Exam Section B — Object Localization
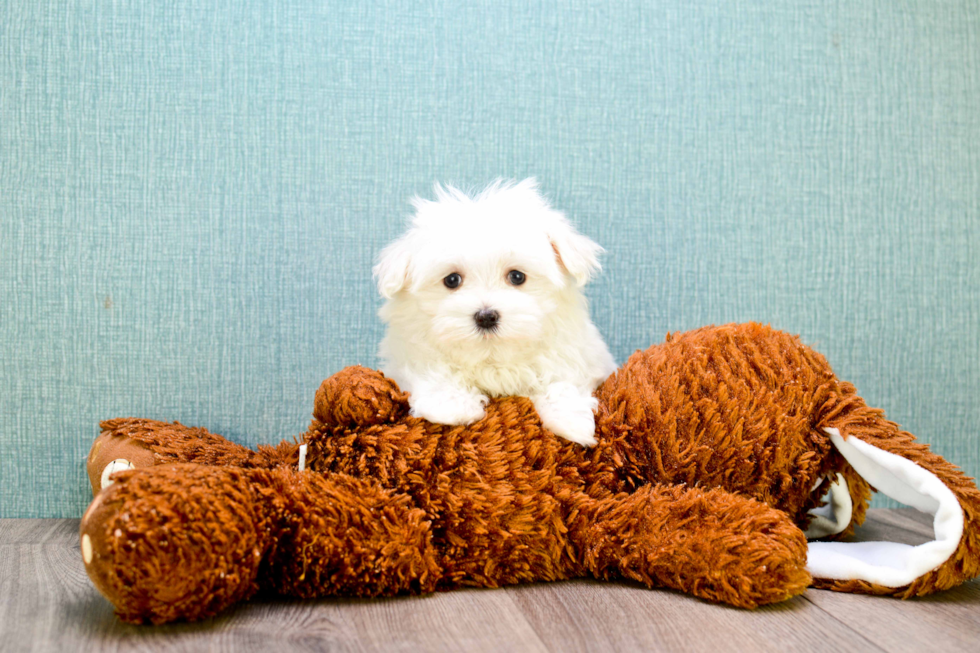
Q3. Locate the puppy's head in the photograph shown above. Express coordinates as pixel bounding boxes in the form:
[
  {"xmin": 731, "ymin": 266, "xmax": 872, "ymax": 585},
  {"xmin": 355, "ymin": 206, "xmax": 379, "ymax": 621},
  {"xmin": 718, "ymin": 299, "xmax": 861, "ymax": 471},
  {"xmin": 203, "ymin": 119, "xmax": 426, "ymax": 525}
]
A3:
[{"xmin": 375, "ymin": 179, "xmax": 602, "ymax": 352}]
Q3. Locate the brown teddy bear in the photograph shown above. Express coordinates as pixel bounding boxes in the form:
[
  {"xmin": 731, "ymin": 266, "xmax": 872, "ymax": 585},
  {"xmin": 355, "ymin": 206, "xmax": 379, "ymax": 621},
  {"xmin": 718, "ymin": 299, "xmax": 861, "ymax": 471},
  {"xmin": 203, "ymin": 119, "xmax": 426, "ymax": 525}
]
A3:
[{"xmin": 79, "ymin": 323, "xmax": 980, "ymax": 624}]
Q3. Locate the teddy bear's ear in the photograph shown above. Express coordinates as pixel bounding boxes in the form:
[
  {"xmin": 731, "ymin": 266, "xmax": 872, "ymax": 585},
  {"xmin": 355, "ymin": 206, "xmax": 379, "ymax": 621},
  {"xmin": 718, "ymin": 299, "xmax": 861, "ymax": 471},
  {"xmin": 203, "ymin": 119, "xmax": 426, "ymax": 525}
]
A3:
[
  {"xmin": 549, "ymin": 222, "xmax": 604, "ymax": 287},
  {"xmin": 806, "ymin": 424, "xmax": 980, "ymax": 596},
  {"xmin": 373, "ymin": 236, "xmax": 413, "ymax": 299}
]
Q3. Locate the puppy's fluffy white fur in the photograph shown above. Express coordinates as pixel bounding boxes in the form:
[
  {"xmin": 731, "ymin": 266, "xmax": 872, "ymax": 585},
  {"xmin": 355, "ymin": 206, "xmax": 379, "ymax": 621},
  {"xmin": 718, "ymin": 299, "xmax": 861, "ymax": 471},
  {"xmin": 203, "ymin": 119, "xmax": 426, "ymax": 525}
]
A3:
[{"xmin": 374, "ymin": 179, "xmax": 616, "ymax": 446}]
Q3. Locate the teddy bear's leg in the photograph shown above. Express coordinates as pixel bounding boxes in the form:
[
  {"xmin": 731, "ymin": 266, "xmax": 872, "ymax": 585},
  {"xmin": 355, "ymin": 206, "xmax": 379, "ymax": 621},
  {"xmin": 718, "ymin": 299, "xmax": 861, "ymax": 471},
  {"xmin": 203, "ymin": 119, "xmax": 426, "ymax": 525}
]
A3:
[
  {"xmin": 79, "ymin": 463, "xmax": 439, "ymax": 624},
  {"xmin": 80, "ymin": 463, "xmax": 273, "ymax": 624},
  {"xmin": 581, "ymin": 483, "xmax": 811, "ymax": 608},
  {"xmin": 808, "ymin": 390, "xmax": 980, "ymax": 597},
  {"xmin": 88, "ymin": 418, "xmax": 299, "ymax": 496},
  {"xmin": 259, "ymin": 467, "xmax": 440, "ymax": 600},
  {"xmin": 87, "ymin": 424, "xmax": 156, "ymax": 495}
]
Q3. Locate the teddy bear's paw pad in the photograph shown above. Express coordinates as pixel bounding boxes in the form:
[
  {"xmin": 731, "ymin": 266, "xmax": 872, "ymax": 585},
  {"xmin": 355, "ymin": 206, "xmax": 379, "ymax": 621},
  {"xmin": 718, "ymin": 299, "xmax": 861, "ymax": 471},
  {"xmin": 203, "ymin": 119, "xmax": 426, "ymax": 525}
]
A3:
[
  {"xmin": 99, "ymin": 459, "xmax": 134, "ymax": 490},
  {"xmin": 807, "ymin": 428, "xmax": 964, "ymax": 587}
]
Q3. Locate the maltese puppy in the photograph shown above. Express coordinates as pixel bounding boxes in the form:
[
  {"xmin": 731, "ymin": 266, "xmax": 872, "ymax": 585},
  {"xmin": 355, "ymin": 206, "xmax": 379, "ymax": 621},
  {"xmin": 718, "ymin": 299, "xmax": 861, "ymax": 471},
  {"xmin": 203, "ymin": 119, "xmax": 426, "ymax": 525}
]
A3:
[{"xmin": 374, "ymin": 179, "xmax": 616, "ymax": 446}]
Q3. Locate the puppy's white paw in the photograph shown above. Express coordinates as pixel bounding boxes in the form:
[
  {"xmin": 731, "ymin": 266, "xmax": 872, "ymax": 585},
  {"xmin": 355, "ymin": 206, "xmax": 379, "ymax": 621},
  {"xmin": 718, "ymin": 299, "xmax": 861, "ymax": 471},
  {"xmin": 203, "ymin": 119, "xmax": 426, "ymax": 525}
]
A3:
[
  {"xmin": 409, "ymin": 388, "xmax": 488, "ymax": 425},
  {"xmin": 533, "ymin": 383, "xmax": 599, "ymax": 447}
]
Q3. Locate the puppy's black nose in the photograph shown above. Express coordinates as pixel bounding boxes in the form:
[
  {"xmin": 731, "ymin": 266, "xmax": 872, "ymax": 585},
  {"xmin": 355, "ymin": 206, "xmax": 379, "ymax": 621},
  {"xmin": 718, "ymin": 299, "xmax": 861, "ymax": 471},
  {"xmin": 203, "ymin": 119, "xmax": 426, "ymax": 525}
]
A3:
[{"xmin": 474, "ymin": 308, "xmax": 500, "ymax": 330}]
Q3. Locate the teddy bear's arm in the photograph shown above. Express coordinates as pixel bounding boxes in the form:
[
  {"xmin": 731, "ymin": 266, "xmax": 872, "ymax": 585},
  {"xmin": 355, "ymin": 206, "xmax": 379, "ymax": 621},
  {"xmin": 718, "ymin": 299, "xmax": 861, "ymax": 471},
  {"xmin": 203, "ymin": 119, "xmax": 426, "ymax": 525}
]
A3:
[
  {"xmin": 581, "ymin": 483, "xmax": 811, "ymax": 608},
  {"xmin": 80, "ymin": 463, "xmax": 441, "ymax": 624},
  {"xmin": 313, "ymin": 365, "xmax": 410, "ymax": 429}
]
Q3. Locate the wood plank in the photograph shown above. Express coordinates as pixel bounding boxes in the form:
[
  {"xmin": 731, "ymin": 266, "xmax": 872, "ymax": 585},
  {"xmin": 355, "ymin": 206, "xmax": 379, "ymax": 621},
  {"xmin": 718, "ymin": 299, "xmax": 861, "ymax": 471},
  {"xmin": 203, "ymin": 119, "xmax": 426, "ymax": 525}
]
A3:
[
  {"xmin": 0, "ymin": 533, "xmax": 126, "ymax": 652},
  {"xmin": 509, "ymin": 579, "xmax": 882, "ymax": 653},
  {"xmin": 803, "ymin": 582, "xmax": 980, "ymax": 653},
  {"xmin": 203, "ymin": 590, "xmax": 550, "ymax": 653},
  {"xmin": 0, "ymin": 518, "xmax": 80, "ymax": 544},
  {"xmin": 856, "ymin": 508, "xmax": 935, "ymax": 540}
]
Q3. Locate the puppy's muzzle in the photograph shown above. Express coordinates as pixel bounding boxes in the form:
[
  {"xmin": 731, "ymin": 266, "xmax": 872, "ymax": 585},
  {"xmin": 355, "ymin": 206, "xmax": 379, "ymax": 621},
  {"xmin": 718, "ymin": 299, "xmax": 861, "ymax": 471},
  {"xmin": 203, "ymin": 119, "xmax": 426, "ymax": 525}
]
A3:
[{"xmin": 474, "ymin": 308, "xmax": 500, "ymax": 331}]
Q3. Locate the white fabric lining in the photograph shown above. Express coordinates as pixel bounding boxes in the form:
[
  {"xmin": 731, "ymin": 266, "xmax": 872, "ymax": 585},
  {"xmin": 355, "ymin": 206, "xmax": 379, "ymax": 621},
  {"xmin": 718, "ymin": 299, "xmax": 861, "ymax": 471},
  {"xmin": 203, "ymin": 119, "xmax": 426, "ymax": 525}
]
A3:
[
  {"xmin": 805, "ymin": 473, "xmax": 852, "ymax": 539},
  {"xmin": 806, "ymin": 427, "xmax": 964, "ymax": 587},
  {"xmin": 298, "ymin": 444, "xmax": 308, "ymax": 472}
]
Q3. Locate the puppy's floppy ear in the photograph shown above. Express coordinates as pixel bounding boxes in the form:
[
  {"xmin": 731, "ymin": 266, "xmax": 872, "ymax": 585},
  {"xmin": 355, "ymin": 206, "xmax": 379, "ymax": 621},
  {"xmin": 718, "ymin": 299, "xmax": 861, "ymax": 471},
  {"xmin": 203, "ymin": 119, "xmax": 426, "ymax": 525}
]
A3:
[
  {"xmin": 373, "ymin": 236, "xmax": 413, "ymax": 299},
  {"xmin": 549, "ymin": 221, "xmax": 604, "ymax": 287},
  {"xmin": 507, "ymin": 178, "xmax": 604, "ymax": 287}
]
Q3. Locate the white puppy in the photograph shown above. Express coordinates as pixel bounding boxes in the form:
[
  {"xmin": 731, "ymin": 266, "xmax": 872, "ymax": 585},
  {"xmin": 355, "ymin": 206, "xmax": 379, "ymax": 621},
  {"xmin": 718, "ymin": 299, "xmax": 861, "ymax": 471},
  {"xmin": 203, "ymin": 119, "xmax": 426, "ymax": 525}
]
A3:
[{"xmin": 374, "ymin": 179, "xmax": 616, "ymax": 446}]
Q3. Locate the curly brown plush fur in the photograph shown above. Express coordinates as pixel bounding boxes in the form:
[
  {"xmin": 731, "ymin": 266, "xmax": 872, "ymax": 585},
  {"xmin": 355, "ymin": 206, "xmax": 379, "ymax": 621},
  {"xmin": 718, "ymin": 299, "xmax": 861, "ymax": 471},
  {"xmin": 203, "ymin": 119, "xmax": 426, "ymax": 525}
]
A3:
[{"xmin": 79, "ymin": 323, "xmax": 980, "ymax": 624}]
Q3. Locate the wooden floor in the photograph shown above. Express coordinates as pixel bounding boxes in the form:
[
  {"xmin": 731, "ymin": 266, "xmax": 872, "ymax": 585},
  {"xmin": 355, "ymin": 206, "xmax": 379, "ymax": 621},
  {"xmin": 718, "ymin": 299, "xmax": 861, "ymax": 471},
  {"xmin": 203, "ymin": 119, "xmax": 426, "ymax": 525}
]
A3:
[{"xmin": 2, "ymin": 509, "xmax": 979, "ymax": 652}]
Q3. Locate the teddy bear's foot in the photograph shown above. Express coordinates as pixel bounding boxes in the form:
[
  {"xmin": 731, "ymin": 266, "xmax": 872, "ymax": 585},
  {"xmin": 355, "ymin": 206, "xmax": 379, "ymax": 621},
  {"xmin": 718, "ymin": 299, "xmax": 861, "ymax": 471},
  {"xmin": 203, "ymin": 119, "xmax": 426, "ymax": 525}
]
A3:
[
  {"xmin": 584, "ymin": 484, "xmax": 811, "ymax": 608},
  {"xmin": 80, "ymin": 464, "xmax": 271, "ymax": 624},
  {"xmin": 89, "ymin": 419, "xmax": 301, "ymax": 498},
  {"xmin": 87, "ymin": 425, "xmax": 158, "ymax": 495},
  {"xmin": 80, "ymin": 463, "xmax": 441, "ymax": 624}
]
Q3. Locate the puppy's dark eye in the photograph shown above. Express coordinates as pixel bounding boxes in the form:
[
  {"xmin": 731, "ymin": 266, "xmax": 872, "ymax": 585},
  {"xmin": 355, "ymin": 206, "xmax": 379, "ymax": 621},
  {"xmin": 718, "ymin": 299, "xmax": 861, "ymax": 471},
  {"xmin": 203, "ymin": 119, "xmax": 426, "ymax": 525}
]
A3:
[
  {"xmin": 443, "ymin": 272, "xmax": 462, "ymax": 289},
  {"xmin": 507, "ymin": 270, "xmax": 526, "ymax": 286}
]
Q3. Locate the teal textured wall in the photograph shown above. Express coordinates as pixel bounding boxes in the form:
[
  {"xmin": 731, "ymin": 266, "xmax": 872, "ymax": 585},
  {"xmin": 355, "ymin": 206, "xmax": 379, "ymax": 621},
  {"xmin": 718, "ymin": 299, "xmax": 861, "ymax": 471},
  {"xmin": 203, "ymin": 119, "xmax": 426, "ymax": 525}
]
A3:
[{"xmin": 1, "ymin": 1, "xmax": 978, "ymax": 517}]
